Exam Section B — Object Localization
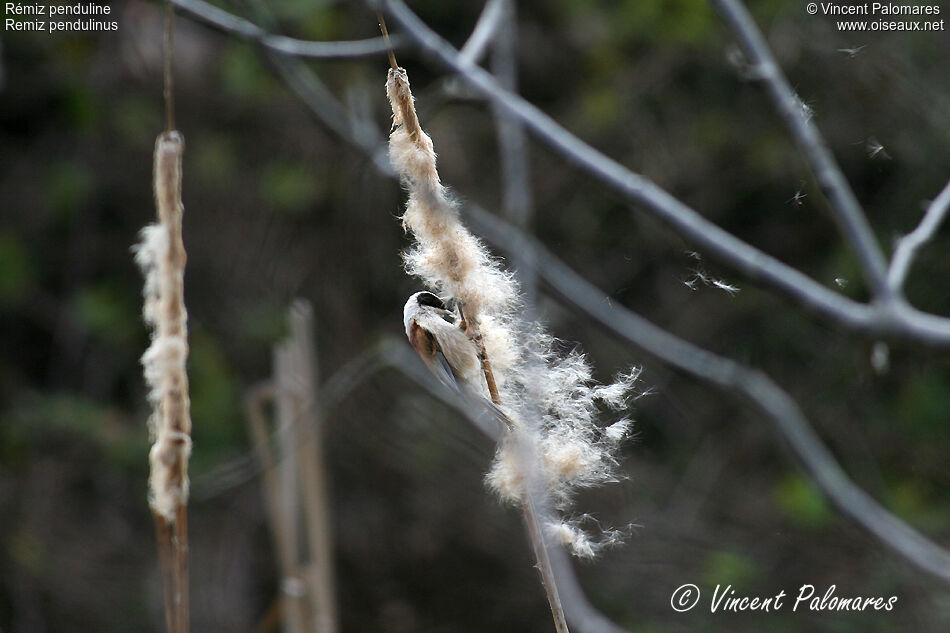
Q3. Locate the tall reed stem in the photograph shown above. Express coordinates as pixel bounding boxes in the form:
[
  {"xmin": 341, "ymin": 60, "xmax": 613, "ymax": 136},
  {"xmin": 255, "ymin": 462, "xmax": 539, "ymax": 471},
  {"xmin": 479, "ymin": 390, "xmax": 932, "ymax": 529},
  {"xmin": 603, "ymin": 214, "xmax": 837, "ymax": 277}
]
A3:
[{"xmin": 139, "ymin": 7, "xmax": 191, "ymax": 631}]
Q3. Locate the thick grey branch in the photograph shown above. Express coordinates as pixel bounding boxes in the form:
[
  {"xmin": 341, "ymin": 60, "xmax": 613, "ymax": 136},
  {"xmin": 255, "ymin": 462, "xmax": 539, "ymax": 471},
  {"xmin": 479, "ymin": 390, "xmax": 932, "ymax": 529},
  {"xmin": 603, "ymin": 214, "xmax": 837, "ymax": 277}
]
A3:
[
  {"xmin": 708, "ymin": 0, "xmax": 892, "ymax": 301},
  {"xmin": 168, "ymin": 0, "xmax": 400, "ymax": 59},
  {"xmin": 888, "ymin": 177, "xmax": 950, "ymax": 291},
  {"xmin": 464, "ymin": 204, "xmax": 950, "ymax": 586}
]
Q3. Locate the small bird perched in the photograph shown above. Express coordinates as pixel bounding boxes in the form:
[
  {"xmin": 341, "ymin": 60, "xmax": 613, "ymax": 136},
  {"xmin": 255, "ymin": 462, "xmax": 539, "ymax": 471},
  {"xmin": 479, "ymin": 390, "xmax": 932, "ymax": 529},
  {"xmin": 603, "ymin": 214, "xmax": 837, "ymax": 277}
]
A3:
[
  {"xmin": 403, "ymin": 291, "xmax": 485, "ymax": 396},
  {"xmin": 403, "ymin": 291, "xmax": 509, "ymax": 439}
]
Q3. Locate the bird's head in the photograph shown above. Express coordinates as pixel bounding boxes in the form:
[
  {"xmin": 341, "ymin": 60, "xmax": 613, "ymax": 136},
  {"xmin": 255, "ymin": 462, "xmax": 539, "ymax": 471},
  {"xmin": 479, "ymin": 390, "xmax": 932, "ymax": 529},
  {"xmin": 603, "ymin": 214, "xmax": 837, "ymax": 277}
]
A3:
[{"xmin": 403, "ymin": 291, "xmax": 456, "ymax": 333}]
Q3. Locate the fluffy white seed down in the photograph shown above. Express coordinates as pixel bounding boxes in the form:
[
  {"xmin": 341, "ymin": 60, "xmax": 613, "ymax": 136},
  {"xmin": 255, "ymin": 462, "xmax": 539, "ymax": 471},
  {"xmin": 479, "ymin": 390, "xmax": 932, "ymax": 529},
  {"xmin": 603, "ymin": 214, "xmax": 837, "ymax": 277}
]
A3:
[
  {"xmin": 388, "ymin": 68, "xmax": 640, "ymax": 556},
  {"xmin": 546, "ymin": 518, "xmax": 627, "ymax": 559},
  {"xmin": 134, "ymin": 223, "xmax": 167, "ymax": 329}
]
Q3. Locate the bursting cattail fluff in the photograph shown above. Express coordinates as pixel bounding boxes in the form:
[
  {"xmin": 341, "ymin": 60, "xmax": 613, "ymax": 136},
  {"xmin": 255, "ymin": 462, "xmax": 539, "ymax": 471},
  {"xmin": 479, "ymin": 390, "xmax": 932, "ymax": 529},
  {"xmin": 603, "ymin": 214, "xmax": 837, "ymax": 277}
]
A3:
[{"xmin": 388, "ymin": 68, "xmax": 640, "ymax": 556}]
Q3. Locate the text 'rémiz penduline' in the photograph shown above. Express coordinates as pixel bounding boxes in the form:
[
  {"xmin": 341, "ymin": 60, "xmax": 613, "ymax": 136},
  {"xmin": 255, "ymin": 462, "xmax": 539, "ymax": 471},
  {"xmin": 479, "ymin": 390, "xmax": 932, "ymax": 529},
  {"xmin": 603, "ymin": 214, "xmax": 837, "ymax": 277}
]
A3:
[{"xmin": 5, "ymin": 2, "xmax": 118, "ymax": 33}]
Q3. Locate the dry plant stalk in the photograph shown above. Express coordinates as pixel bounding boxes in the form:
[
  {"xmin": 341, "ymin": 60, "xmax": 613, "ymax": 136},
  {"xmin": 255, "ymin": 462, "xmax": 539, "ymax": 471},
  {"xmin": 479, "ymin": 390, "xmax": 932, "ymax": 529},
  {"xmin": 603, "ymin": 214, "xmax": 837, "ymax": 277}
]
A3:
[
  {"xmin": 247, "ymin": 303, "xmax": 338, "ymax": 633},
  {"xmin": 136, "ymin": 131, "xmax": 191, "ymax": 633}
]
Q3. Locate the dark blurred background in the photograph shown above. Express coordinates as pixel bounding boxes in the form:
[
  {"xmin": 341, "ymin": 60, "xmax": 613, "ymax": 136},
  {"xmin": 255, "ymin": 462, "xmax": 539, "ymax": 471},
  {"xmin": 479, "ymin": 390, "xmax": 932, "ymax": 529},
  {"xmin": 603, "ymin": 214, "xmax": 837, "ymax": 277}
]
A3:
[{"xmin": 2, "ymin": 0, "xmax": 950, "ymax": 631}]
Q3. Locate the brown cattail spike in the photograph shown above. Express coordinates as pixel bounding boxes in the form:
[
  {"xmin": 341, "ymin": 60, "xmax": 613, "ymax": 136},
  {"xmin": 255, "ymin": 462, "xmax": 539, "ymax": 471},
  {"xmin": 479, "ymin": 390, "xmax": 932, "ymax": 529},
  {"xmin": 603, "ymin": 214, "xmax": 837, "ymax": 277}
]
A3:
[{"xmin": 386, "ymin": 67, "xmax": 427, "ymax": 147}]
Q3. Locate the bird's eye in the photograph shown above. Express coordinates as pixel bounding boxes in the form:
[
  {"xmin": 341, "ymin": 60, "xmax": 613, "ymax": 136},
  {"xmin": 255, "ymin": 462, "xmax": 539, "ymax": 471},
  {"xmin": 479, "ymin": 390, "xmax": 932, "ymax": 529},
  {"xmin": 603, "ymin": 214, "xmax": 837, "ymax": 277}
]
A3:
[{"xmin": 417, "ymin": 292, "xmax": 447, "ymax": 310}]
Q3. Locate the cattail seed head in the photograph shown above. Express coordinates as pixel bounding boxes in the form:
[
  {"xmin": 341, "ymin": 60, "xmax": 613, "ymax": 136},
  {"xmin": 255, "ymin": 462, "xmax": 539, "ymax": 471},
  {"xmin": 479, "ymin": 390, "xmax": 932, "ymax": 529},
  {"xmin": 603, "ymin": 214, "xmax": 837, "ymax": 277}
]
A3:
[
  {"xmin": 388, "ymin": 68, "xmax": 640, "ymax": 556},
  {"xmin": 136, "ymin": 131, "xmax": 192, "ymax": 523}
]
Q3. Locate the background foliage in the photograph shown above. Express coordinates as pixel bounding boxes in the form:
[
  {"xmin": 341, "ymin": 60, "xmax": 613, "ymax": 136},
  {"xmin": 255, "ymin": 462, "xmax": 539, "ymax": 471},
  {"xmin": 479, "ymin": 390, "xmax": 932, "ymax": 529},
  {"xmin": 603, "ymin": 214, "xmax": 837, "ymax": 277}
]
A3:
[{"xmin": 1, "ymin": 0, "xmax": 949, "ymax": 631}]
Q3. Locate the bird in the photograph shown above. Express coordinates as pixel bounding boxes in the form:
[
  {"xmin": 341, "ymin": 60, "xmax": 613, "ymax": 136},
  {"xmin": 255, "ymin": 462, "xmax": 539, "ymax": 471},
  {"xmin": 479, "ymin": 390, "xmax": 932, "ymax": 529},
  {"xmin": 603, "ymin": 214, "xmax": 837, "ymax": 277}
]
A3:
[
  {"xmin": 403, "ymin": 291, "xmax": 483, "ymax": 394},
  {"xmin": 403, "ymin": 291, "xmax": 511, "ymax": 438}
]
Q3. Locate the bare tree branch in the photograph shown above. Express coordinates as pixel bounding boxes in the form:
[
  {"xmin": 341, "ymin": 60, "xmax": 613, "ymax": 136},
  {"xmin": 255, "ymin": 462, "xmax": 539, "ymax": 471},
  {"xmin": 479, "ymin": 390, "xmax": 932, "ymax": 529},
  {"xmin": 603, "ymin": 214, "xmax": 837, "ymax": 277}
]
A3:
[
  {"xmin": 168, "ymin": 0, "xmax": 401, "ymax": 59},
  {"xmin": 464, "ymin": 204, "xmax": 950, "ymax": 586},
  {"xmin": 204, "ymin": 0, "xmax": 384, "ymax": 173},
  {"xmin": 161, "ymin": 0, "xmax": 395, "ymax": 172},
  {"xmin": 708, "ymin": 0, "xmax": 893, "ymax": 302},
  {"xmin": 267, "ymin": 53, "xmax": 394, "ymax": 175},
  {"xmin": 375, "ymin": 0, "xmax": 950, "ymax": 347},
  {"xmin": 459, "ymin": 0, "xmax": 507, "ymax": 67},
  {"xmin": 888, "ymin": 177, "xmax": 950, "ymax": 292}
]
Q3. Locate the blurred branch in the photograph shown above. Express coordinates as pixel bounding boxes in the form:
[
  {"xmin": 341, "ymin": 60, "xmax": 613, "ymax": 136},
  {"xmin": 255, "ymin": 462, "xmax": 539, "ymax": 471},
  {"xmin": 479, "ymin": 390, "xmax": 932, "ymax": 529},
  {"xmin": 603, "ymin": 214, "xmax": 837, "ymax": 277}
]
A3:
[
  {"xmin": 167, "ymin": 0, "xmax": 402, "ymax": 59},
  {"xmin": 549, "ymin": 546, "xmax": 630, "ymax": 633},
  {"xmin": 459, "ymin": 0, "xmax": 506, "ymax": 66},
  {"xmin": 206, "ymin": 339, "xmax": 503, "ymax": 501},
  {"xmin": 266, "ymin": 53, "xmax": 393, "ymax": 175},
  {"xmin": 888, "ymin": 177, "xmax": 950, "ymax": 292},
  {"xmin": 464, "ymin": 204, "xmax": 950, "ymax": 586},
  {"xmin": 193, "ymin": 349, "xmax": 387, "ymax": 500},
  {"xmin": 374, "ymin": 0, "xmax": 950, "ymax": 347},
  {"xmin": 708, "ymin": 0, "xmax": 893, "ymax": 302},
  {"xmin": 490, "ymin": 0, "xmax": 537, "ymax": 310},
  {"xmin": 240, "ymin": 0, "xmax": 395, "ymax": 175},
  {"xmin": 379, "ymin": 341, "xmax": 506, "ymax": 441},
  {"xmin": 165, "ymin": 0, "xmax": 393, "ymax": 170},
  {"xmin": 246, "ymin": 383, "xmax": 305, "ymax": 632}
]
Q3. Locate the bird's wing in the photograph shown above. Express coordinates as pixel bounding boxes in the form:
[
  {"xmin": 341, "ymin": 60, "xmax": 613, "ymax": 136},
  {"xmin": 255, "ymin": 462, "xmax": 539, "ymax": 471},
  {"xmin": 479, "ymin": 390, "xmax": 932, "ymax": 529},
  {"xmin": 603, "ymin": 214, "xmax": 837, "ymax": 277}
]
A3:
[
  {"xmin": 409, "ymin": 321, "xmax": 461, "ymax": 391},
  {"xmin": 408, "ymin": 320, "xmax": 509, "ymax": 440},
  {"xmin": 430, "ymin": 348, "xmax": 463, "ymax": 392}
]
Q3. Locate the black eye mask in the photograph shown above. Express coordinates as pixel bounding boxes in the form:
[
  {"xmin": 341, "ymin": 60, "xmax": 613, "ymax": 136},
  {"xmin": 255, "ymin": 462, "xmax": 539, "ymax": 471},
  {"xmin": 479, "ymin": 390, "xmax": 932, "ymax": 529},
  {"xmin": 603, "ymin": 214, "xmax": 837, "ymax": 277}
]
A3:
[{"xmin": 417, "ymin": 292, "xmax": 447, "ymax": 311}]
